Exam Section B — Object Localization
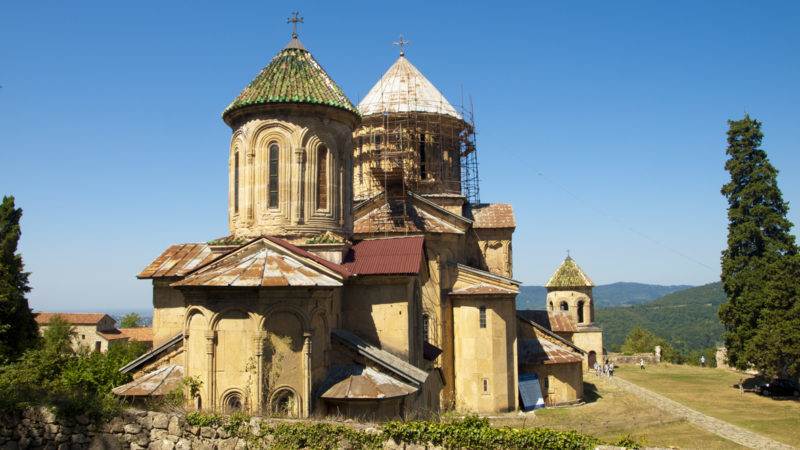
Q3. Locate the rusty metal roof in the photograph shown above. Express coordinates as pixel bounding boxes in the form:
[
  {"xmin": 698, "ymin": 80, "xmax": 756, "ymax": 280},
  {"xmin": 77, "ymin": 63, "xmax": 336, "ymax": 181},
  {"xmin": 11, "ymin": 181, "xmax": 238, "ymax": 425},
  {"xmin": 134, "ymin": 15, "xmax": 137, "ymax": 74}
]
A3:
[
  {"xmin": 332, "ymin": 329, "xmax": 427, "ymax": 386},
  {"xmin": 341, "ymin": 236, "xmax": 424, "ymax": 275},
  {"xmin": 263, "ymin": 236, "xmax": 351, "ymax": 278},
  {"xmin": 518, "ymin": 338, "xmax": 583, "ymax": 365},
  {"xmin": 517, "ymin": 310, "xmax": 578, "ymax": 333},
  {"xmin": 120, "ymin": 332, "xmax": 183, "ymax": 374},
  {"xmin": 138, "ymin": 243, "xmax": 217, "ymax": 279},
  {"xmin": 319, "ymin": 365, "xmax": 417, "ymax": 400},
  {"xmin": 450, "ymin": 283, "xmax": 518, "ymax": 296},
  {"xmin": 112, "ymin": 365, "xmax": 184, "ymax": 397},
  {"xmin": 118, "ymin": 327, "xmax": 154, "ymax": 343},
  {"xmin": 172, "ymin": 237, "xmax": 345, "ymax": 288},
  {"xmin": 464, "ymin": 203, "xmax": 515, "ymax": 229},
  {"xmin": 34, "ymin": 312, "xmax": 113, "ymax": 325}
]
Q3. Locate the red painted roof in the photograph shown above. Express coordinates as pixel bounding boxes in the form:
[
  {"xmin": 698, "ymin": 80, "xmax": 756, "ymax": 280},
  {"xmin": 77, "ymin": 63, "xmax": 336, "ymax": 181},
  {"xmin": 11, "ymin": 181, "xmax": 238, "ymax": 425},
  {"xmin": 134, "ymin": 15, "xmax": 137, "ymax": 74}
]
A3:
[
  {"xmin": 35, "ymin": 312, "xmax": 113, "ymax": 325},
  {"xmin": 342, "ymin": 236, "xmax": 424, "ymax": 275},
  {"xmin": 464, "ymin": 203, "xmax": 515, "ymax": 229}
]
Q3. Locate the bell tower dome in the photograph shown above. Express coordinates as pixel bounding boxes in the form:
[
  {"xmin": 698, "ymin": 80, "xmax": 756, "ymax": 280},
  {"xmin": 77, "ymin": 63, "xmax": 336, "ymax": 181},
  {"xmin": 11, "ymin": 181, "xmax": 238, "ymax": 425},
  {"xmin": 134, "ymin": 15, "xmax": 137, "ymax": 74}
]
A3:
[
  {"xmin": 544, "ymin": 256, "xmax": 596, "ymax": 327},
  {"xmin": 221, "ymin": 20, "xmax": 360, "ymax": 243}
]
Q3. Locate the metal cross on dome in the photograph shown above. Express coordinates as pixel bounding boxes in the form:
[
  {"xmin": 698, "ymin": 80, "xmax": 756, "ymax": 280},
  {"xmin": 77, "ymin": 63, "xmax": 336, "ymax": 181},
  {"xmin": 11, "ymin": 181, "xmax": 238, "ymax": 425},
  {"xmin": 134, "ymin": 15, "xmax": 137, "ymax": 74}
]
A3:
[
  {"xmin": 288, "ymin": 12, "xmax": 303, "ymax": 39},
  {"xmin": 393, "ymin": 34, "xmax": 410, "ymax": 56}
]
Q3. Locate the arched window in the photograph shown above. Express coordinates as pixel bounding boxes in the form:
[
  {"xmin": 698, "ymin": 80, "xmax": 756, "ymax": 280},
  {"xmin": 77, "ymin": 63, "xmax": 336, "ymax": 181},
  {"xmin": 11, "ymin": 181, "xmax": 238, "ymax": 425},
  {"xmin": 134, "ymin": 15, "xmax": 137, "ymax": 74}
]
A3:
[
  {"xmin": 317, "ymin": 145, "xmax": 328, "ymax": 209},
  {"xmin": 577, "ymin": 301, "xmax": 585, "ymax": 323},
  {"xmin": 223, "ymin": 392, "xmax": 242, "ymax": 413},
  {"xmin": 419, "ymin": 133, "xmax": 427, "ymax": 179},
  {"xmin": 195, "ymin": 395, "xmax": 202, "ymax": 411},
  {"xmin": 549, "ymin": 301, "xmax": 553, "ymax": 311},
  {"xmin": 479, "ymin": 306, "xmax": 487, "ymax": 328},
  {"xmin": 560, "ymin": 301, "xmax": 568, "ymax": 311},
  {"xmin": 234, "ymin": 151, "xmax": 240, "ymax": 213},
  {"xmin": 272, "ymin": 389, "xmax": 297, "ymax": 416},
  {"xmin": 268, "ymin": 143, "xmax": 279, "ymax": 208}
]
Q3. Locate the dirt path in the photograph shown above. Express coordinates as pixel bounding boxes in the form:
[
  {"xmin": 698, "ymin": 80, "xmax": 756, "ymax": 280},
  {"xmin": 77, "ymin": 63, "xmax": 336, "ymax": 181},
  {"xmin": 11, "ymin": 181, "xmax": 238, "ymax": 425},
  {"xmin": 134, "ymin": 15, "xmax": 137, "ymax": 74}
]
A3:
[{"xmin": 603, "ymin": 375, "xmax": 795, "ymax": 449}]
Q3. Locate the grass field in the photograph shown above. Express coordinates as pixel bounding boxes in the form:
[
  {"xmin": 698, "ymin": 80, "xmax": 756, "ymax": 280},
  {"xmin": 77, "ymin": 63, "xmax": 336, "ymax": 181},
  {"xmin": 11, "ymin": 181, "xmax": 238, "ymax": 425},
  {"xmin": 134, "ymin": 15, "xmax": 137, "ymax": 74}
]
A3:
[
  {"xmin": 615, "ymin": 364, "xmax": 800, "ymax": 447},
  {"xmin": 491, "ymin": 375, "xmax": 743, "ymax": 449}
]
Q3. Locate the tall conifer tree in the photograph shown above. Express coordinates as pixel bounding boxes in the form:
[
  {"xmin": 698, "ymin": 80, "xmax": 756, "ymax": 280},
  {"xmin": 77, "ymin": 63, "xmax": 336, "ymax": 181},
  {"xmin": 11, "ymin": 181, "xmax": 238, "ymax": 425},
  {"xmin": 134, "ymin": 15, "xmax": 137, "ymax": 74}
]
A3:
[
  {"xmin": 0, "ymin": 196, "xmax": 39, "ymax": 362},
  {"xmin": 719, "ymin": 116, "xmax": 800, "ymax": 377}
]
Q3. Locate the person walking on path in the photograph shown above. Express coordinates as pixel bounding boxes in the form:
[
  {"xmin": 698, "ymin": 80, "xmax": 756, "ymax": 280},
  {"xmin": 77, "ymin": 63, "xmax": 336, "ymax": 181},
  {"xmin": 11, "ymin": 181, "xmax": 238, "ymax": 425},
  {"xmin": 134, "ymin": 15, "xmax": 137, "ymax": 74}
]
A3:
[
  {"xmin": 640, "ymin": 359, "xmax": 645, "ymax": 370},
  {"xmin": 609, "ymin": 362, "xmax": 614, "ymax": 377},
  {"xmin": 701, "ymin": 356, "xmax": 706, "ymax": 367}
]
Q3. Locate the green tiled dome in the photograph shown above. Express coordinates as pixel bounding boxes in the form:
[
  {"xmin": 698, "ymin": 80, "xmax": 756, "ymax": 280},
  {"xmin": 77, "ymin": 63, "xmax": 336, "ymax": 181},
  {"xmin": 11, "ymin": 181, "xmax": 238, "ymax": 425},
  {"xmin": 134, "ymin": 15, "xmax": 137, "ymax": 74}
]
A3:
[
  {"xmin": 222, "ymin": 42, "xmax": 358, "ymax": 121},
  {"xmin": 545, "ymin": 257, "xmax": 594, "ymax": 288}
]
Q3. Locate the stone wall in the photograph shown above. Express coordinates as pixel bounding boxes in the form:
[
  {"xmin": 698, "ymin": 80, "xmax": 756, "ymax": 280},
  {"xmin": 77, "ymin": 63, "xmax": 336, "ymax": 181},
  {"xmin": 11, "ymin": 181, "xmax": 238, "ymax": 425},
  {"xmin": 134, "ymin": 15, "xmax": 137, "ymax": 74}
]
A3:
[{"xmin": 606, "ymin": 352, "xmax": 660, "ymax": 366}]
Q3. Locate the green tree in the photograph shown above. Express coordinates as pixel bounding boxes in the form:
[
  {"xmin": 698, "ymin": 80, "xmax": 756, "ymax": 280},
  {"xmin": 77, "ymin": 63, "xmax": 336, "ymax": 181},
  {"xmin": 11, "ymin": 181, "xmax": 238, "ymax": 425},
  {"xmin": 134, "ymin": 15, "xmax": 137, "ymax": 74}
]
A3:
[
  {"xmin": 719, "ymin": 116, "xmax": 800, "ymax": 378},
  {"xmin": 0, "ymin": 196, "xmax": 39, "ymax": 362},
  {"xmin": 119, "ymin": 312, "xmax": 143, "ymax": 328}
]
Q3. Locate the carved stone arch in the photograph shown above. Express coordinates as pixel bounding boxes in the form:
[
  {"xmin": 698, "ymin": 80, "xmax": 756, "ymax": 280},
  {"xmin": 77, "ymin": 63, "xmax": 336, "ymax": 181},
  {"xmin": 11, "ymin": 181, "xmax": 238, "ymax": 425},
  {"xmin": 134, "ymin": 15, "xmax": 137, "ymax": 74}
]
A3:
[
  {"xmin": 262, "ymin": 304, "xmax": 310, "ymax": 331},
  {"xmin": 250, "ymin": 121, "xmax": 294, "ymax": 150},
  {"xmin": 183, "ymin": 307, "xmax": 208, "ymax": 331},
  {"xmin": 209, "ymin": 307, "xmax": 258, "ymax": 331},
  {"xmin": 269, "ymin": 385, "xmax": 301, "ymax": 417},
  {"xmin": 220, "ymin": 387, "xmax": 246, "ymax": 413}
]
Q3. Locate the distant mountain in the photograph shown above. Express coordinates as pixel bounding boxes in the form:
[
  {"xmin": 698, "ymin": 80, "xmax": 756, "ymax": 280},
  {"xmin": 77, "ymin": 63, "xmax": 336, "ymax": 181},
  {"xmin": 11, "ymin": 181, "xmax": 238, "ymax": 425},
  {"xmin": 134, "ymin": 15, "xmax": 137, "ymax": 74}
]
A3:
[
  {"xmin": 515, "ymin": 282, "xmax": 692, "ymax": 310},
  {"xmin": 595, "ymin": 282, "xmax": 726, "ymax": 353}
]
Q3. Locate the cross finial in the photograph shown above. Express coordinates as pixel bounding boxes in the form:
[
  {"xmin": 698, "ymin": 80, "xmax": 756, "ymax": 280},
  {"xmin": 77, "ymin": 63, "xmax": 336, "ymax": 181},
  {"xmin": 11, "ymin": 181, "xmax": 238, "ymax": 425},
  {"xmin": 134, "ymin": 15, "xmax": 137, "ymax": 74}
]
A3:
[
  {"xmin": 288, "ymin": 12, "xmax": 303, "ymax": 39},
  {"xmin": 393, "ymin": 34, "xmax": 410, "ymax": 56},
  {"xmin": 566, "ymin": 249, "xmax": 571, "ymax": 260}
]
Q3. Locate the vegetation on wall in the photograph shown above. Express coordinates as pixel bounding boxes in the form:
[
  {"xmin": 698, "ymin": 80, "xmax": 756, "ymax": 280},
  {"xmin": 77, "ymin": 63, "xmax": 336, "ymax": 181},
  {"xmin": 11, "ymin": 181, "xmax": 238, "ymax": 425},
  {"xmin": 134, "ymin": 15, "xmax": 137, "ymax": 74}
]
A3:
[
  {"xmin": 0, "ymin": 316, "xmax": 148, "ymax": 418},
  {"xmin": 595, "ymin": 282, "xmax": 725, "ymax": 358},
  {"xmin": 0, "ymin": 195, "xmax": 39, "ymax": 363},
  {"xmin": 719, "ymin": 116, "xmax": 800, "ymax": 378}
]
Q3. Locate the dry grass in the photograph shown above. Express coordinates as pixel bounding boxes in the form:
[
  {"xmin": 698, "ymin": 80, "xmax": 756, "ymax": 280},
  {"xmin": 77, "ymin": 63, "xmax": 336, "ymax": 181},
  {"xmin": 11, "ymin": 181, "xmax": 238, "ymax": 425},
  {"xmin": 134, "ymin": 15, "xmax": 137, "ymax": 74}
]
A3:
[
  {"xmin": 491, "ymin": 376, "xmax": 742, "ymax": 449},
  {"xmin": 615, "ymin": 364, "xmax": 800, "ymax": 447}
]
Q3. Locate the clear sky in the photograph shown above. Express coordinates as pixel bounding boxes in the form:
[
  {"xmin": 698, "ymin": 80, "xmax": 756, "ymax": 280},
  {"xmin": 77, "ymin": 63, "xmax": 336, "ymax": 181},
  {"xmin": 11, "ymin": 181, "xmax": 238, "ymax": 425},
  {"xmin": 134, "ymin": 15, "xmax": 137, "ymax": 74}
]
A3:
[{"xmin": 2, "ymin": 1, "xmax": 799, "ymax": 313}]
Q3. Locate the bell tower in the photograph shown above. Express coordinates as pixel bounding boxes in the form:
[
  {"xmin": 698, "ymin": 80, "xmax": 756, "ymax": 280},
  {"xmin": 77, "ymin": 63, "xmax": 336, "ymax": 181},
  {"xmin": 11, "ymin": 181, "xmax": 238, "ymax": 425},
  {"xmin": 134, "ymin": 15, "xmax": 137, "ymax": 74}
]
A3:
[
  {"xmin": 544, "ymin": 256, "xmax": 596, "ymax": 327},
  {"xmin": 221, "ymin": 17, "xmax": 361, "ymax": 243}
]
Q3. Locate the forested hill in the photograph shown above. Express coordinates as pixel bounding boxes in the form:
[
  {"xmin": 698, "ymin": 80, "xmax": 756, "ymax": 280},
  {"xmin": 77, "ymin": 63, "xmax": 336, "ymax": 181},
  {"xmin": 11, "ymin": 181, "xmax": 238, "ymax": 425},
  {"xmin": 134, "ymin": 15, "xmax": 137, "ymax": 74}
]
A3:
[
  {"xmin": 516, "ymin": 282, "xmax": 692, "ymax": 310},
  {"xmin": 595, "ymin": 282, "xmax": 726, "ymax": 353}
]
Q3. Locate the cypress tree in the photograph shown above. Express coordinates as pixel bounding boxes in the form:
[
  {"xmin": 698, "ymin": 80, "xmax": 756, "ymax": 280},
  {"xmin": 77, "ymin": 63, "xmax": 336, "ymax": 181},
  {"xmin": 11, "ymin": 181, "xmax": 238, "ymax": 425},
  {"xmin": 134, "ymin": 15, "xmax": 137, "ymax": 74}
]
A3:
[
  {"xmin": 719, "ymin": 116, "xmax": 800, "ymax": 377},
  {"xmin": 0, "ymin": 196, "xmax": 39, "ymax": 363}
]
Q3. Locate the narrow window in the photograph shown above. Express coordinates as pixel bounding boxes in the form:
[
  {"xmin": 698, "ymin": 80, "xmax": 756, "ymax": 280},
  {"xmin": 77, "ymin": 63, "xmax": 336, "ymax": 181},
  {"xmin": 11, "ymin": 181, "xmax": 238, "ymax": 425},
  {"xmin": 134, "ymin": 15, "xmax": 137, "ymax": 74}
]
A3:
[
  {"xmin": 560, "ymin": 301, "xmax": 568, "ymax": 311},
  {"xmin": 268, "ymin": 144, "xmax": 279, "ymax": 208},
  {"xmin": 317, "ymin": 145, "xmax": 328, "ymax": 209},
  {"xmin": 483, "ymin": 379, "xmax": 488, "ymax": 392},
  {"xmin": 358, "ymin": 138, "xmax": 363, "ymax": 182},
  {"xmin": 94, "ymin": 341, "xmax": 101, "ymax": 352},
  {"xmin": 234, "ymin": 151, "xmax": 240, "ymax": 213},
  {"xmin": 577, "ymin": 300, "xmax": 585, "ymax": 323},
  {"xmin": 548, "ymin": 301, "xmax": 553, "ymax": 311},
  {"xmin": 419, "ymin": 133, "xmax": 427, "ymax": 179},
  {"xmin": 479, "ymin": 306, "xmax": 486, "ymax": 329},
  {"xmin": 422, "ymin": 314, "xmax": 429, "ymax": 342}
]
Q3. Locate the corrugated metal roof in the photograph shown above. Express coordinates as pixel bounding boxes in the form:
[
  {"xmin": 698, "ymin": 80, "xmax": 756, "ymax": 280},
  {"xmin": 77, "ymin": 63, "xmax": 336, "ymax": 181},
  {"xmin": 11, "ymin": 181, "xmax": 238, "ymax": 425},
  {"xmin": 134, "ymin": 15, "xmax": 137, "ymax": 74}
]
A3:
[
  {"xmin": 517, "ymin": 310, "xmax": 578, "ymax": 333},
  {"xmin": 545, "ymin": 256, "xmax": 595, "ymax": 287},
  {"xmin": 35, "ymin": 312, "xmax": 113, "ymax": 325},
  {"xmin": 342, "ymin": 236, "xmax": 424, "ymax": 275},
  {"xmin": 358, "ymin": 56, "xmax": 461, "ymax": 119},
  {"xmin": 450, "ymin": 283, "xmax": 518, "ymax": 296},
  {"xmin": 332, "ymin": 329, "xmax": 427, "ymax": 386},
  {"xmin": 518, "ymin": 338, "xmax": 583, "ymax": 365},
  {"xmin": 172, "ymin": 238, "xmax": 343, "ymax": 288},
  {"xmin": 319, "ymin": 366, "xmax": 417, "ymax": 400},
  {"xmin": 120, "ymin": 332, "xmax": 183, "ymax": 374},
  {"xmin": 464, "ymin": 203, "xmax": 515, "ymax": 229},
  {"xmin": 138, "ymin": 243, "xmax": 217, "ymax": 279},
  {"xmin": 262, "ymin": 236, "xmax": 351, "ymax": 278},
  {"xmin": 112, "ymin": 365, "xmax": 184, "ymax": 396}
]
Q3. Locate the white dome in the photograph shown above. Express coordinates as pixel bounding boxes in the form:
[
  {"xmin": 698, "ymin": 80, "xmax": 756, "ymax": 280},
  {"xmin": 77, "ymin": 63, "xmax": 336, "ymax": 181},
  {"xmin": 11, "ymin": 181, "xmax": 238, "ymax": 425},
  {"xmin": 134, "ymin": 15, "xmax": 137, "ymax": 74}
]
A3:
[{"xmin": 358, "ymin": 56, "xmax": 462, "ymax": 120}]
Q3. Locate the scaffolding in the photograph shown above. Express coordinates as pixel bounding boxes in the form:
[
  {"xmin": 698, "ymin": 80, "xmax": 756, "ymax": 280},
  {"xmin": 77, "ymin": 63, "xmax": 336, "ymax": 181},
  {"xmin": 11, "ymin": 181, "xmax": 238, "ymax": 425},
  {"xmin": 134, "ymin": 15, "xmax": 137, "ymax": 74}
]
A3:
[{"xmin": 354, "ymin": 97, "xmax": 480, "ymax": 235}]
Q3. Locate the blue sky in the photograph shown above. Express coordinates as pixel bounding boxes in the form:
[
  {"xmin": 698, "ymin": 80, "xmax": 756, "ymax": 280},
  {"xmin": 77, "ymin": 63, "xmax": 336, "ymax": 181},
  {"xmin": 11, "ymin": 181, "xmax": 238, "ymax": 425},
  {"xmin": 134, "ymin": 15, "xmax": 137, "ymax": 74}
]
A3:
[{"xmin": 2, "ymin": 1, "xmax": 799, "ymax": 313}]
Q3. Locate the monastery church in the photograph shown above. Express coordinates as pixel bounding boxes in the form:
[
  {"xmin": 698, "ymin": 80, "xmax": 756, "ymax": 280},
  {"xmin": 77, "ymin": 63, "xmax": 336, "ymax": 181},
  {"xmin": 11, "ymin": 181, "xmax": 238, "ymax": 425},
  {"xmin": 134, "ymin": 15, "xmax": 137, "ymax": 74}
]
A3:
[{"xmin": 114, "ymin": 21, "xmax": 603, "ymax": 416}]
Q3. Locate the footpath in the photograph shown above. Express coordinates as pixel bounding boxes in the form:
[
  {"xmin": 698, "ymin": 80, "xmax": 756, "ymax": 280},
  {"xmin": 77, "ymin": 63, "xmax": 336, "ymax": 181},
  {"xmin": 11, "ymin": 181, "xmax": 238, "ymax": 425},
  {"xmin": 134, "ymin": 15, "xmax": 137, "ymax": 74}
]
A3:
[{"xmin": 604, "ymin": 375, "xmax": 795, "ymax": 449}]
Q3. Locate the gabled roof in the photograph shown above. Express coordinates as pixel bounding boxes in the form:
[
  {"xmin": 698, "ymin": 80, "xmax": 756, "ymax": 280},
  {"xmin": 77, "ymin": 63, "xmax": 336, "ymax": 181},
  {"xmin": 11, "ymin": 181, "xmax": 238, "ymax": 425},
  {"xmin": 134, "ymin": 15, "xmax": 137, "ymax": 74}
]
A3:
[
  {"xmin": 517, "ymin": 310, "xmax": 578, "ymax": 333},
  {"xmin": 545, "ymin": 257, "xmax": 595, "ymax": 288},
  {"xmin": 353, "ymin": 191, "xmax": 472, "ymax": 235},
  {"xmin": 518, "ymin": 338, "xmax": 583, "ymax": 365},
  {"xmin": 342, "ymin": 236, "xmax": 424, "ymax": 275},
  {"xmin": 449, "ymin": 263, "xmax": 521, "ymax": 298},
  {"xmin": 450, "ymin": 283, "xmax": 518, "ymax": 296},
  {"xmin": 118, "ymin": 327, "xmax": 154, "ymax": 343},
  {"xmin": 464, "ymin": 203, "xmax": 515, "ymax": 229},
  {"xmin": 516, "ymin": 311, "xmax": 584, "ymax": 354},
  {"xmin": 319, "ymin": 365, "xmax": 417, "ymax": 400},
  {"xmin": 138, "ymin": 243, "xmax": 216, "ymax": 279},
  {"xmin": 331, "ymin": 329, "xmax": 427, "ymax": 386},
  {"xmin": 34, "ymin": 312, "xmax": 113, "ymax": 326},
  {"xmin": 358, "ymin": 56, "xmax": 461, "ymax": 120},
  {"xmin": 112, "ymin": 365, "xmax": 184, "ymax": 397},
  {"xmin": 222, "ymin": 42, "xmax": 358, "ymax": 123},
  {"xmin": 172, "ymin": 237, "xmax": 347, "ymax": 288}
]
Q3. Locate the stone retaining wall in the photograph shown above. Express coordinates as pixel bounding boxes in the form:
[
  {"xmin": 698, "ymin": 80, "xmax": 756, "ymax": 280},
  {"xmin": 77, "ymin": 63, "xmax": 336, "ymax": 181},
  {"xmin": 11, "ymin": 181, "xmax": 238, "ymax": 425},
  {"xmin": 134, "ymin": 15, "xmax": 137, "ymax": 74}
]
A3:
[
  {"xmin": 0, "ymin": 407, "xmax": 396, "ymax": 450},
  {"xmin": 606, "ymin": 352, "xmax": 659, "ymax": 366}
]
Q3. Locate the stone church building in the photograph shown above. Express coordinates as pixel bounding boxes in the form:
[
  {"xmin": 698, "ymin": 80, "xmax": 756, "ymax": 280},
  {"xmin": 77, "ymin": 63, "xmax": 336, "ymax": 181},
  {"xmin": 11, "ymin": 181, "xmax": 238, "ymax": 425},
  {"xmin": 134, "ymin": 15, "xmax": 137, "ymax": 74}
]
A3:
[{"xmin": 115, "ymin": 24, "xmax": 600, "ymax": 415}]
